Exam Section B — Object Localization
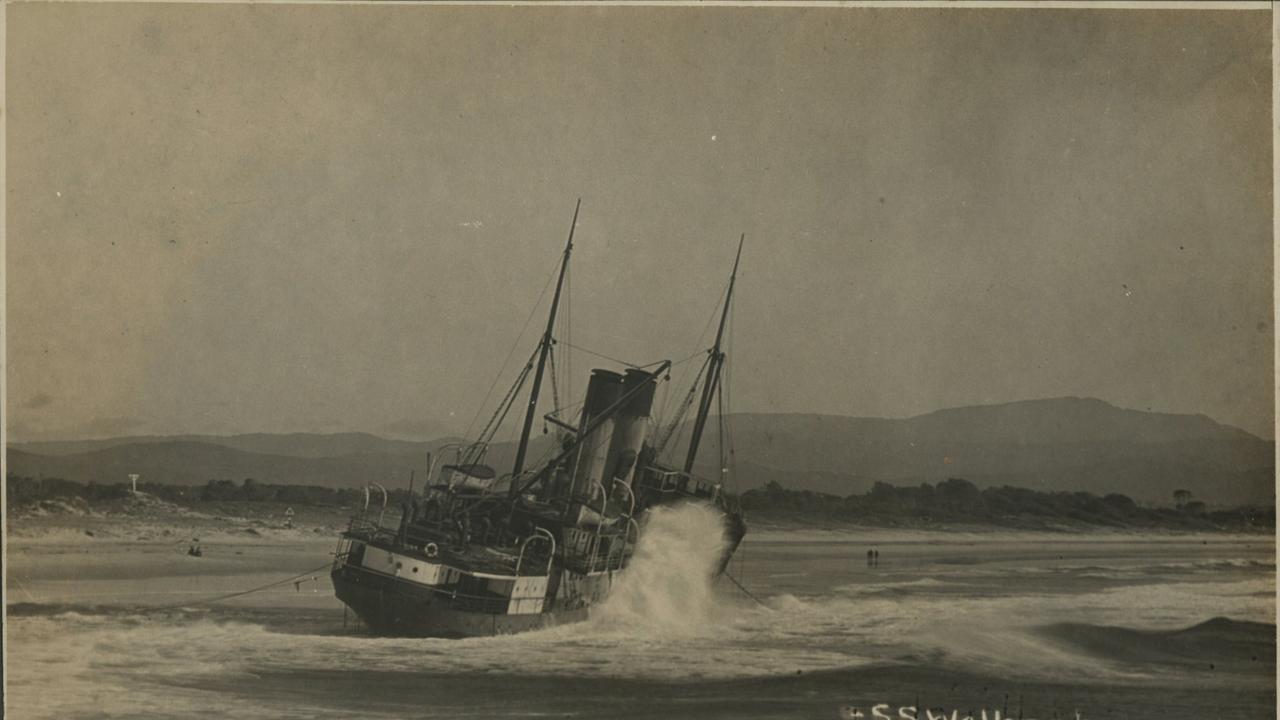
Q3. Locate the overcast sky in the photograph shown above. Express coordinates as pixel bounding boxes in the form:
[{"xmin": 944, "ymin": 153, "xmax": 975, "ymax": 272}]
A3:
[{"xmin": 8, "ymin": 5, "xmax": 1273, "ymax": 441}]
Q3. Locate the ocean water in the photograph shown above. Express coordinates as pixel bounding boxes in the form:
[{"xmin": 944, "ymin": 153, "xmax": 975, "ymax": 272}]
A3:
[{"xmin": 7, "ymin": 505, "xmax": 1275, "ymax": 720}]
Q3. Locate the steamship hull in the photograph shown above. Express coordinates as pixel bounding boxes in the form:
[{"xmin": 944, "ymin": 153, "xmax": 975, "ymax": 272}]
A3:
[
  {"xmin": 330, "ymin": 490, "xmax": 743, "ymax": 638},
  {"xmin": 332, "ymin": 564, "xmax": 590, "ymax": 638}
]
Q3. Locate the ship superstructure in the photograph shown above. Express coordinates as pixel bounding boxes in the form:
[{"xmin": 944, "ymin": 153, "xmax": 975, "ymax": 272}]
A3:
[{"xmin": 331, "ymin": 203, "xmax": 746, "ymax": 637}]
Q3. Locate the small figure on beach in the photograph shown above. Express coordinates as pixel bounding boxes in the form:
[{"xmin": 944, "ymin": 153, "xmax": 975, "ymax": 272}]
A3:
[
  {"xmin": 866, "ymin": 549, "xmax": 874, "ymax": 567},
  {"xmin": 187, "ymin": 544, "xmax": 203, "ymax": 557}
]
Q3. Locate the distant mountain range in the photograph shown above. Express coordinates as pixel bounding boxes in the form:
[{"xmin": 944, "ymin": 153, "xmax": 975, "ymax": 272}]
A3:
[
  {"xmin": 685, "ymin": 397, "xmax": 1274, "ymax": 505},
  {"xmin": 12, "ymin": 432, "xmax": 460, "ymax": 460},
  {"xmin": 7, "ymin": 431, "xmax": 558, "ymax": 494},
  {"xmin": 7, "ymin": 397, "xmax": 1274, "ymax": 506}
]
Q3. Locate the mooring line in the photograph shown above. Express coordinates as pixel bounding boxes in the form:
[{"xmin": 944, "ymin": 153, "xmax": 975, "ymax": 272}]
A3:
[
  {"xmin": 145, "ymin": 561, "xmax": 334, "ymax": 612},
  {"xmin": 10, "ymin": 574, "xmax": 40, "ymax": 603},
  {"xmin": 723, "ymin": 571, "xmax": 772, "ymax": 610}
]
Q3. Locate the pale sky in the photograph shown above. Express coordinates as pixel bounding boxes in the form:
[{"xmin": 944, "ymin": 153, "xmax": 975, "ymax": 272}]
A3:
[{"xmin": 7, "ymin": 5, "xmax": 1273, "ymax": 441}]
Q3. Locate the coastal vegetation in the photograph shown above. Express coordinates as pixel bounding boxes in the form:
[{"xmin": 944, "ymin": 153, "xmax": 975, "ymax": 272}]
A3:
[
  {"xmin": 6, "ymin": 473, "xmax": 1273, "ymax": 532},
  {"xmin": 6, "ymin": 475, "xmax": 377, "ymax": 507},
  {"xmin": 738, "ymin": 478, "xmax": 1274, "ymax": 531}
]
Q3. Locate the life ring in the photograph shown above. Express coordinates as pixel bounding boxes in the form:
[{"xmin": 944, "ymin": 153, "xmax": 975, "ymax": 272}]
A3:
[{"xmin": 424, "ymin": 542, "xmax": 439, "ymax": 559}]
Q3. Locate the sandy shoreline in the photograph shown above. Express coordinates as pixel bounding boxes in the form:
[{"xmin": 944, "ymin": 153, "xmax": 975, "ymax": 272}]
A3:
[
  {"xmin": 9, "ymin": 495, "xmax": 1273, "ymax": 544},
  {"xmin": 7, "ymin": 501, "xmax": 1273, "ymax": 605},
  {"xmin": 6, "ymin": 496, "xmax": 1274, "ymax": 624},
  {"xmin": 6, "ymin": 508, "xmax": 1275, "ymax": 720},
  {"xmin": 7, "ymin": 522, "xmax": 1273, "ymax": 612}
]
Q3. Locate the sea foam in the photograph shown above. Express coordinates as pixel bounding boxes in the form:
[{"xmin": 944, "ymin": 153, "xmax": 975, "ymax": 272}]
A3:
[{"xmin": 591, "ymin": 501, "xmax": 731, "ymax": 637}]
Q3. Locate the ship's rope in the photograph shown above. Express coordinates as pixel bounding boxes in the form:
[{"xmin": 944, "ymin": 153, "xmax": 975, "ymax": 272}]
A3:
[
  {"xmin": 548, "ymin": 343, "xmax": 562, "ymax": 417},
  {"xmin": 471, "ymin": 345, "xmax": 535, "ymax": 450},
  {"xmin": 718, "ymin": 284, "xmax": 752, "ymax": 603},
  {"xmin": 564, "ymin": 257, "xmax": 572, "ymax": 414},
  {"xmin": 653, "ymin": 354, "xmax": 710, "ymax": 456},
  {"xmin": 461, "ymin": 255, "xmax": 562, "ymax": 443},
  {"xmin": 716, "ymin": 367, "xmax": 726, "ymax": 478},
  {"xmin": 650, "ymin": 346, "xmax": 713, "ymax": 442},
  {"xmin": 559, "ymin": 340, "xmax": 669, "ymax": 371},
  {"xmin": 722, "ymin": 286, "xmax": 738, "ymax": 495},
  {"xmin": 722, "ymin": 571, "xmax": 771, "ymax": 610},
  {"xmin": 462, "ymin": 346, "xmax": 538, "ymax": 468},
  {"xmin": 651, "ymin": 275, "xmax": 733, "ymax": 461},
  {"xmin": 144, "ymin": 561, "xmax": 335, "ymax": 612}
]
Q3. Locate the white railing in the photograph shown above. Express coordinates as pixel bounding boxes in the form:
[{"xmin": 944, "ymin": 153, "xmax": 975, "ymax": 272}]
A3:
[{"xmin": 516, "ymin": 526, "xmax": 557, "ymax": 576}]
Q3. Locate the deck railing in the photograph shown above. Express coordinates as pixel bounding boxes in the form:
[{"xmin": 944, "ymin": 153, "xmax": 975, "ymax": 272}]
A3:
[{"xmin": 345, "ymin": 517, "xmax": 399, "ymax": 545}]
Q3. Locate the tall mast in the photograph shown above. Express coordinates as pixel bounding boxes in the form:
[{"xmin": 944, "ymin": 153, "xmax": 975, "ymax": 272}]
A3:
[
  {"xmin": 512, "ymin": 199, "xmax": 580, "ymax": 479},
  {"xmin": 683, "ymin": 234, "xmax": 744, "ymax": 475}
]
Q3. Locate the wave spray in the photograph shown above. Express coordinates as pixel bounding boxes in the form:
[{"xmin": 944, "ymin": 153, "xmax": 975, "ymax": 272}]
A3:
[{"xmin": 592, "ymin": 502, "xmax": 731, "ymax": 636}]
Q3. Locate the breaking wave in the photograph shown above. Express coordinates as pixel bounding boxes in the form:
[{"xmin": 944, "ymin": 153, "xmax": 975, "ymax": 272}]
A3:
[{"xmin": 592, "ymin": 502, "xmax": 731, "ymax": 636}]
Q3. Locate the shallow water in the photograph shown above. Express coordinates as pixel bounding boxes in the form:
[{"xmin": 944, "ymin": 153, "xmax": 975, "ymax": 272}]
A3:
[{"xmin": 6, "ymin": 509, "xmax": 1275, "ymax": 719}]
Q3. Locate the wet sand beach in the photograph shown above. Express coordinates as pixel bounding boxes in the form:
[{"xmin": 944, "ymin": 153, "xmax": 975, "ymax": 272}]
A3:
[{"xmin": 6, "ymin": 506, "xmax": 1275, "ymax": 720}]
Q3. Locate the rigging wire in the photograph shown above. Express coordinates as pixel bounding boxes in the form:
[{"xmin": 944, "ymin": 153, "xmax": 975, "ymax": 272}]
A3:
[
  {"xmin": 548, "ymin": 344, "xmax": 562, "ymax": 418},
  {"xmin": 565, "ymin": 253, "xmax": 572, "ymax": 417},
  {"xmin": 650, "ymin": 345, "xmax": 714, "ymax": 436},
  {"xmin": 558, "ymin": 340, "xmax": 668, "ymax": 371},
  {"xmin": 644, "ymin": 344, "xmax": 707, "ymax": 448},
  {"xmin": 653, "ymin": 339, "xmax": 725, "ymax": 461},
  {"xmin": 460, "ymin": 255, "xmax": 562, "ymax": 444},
  {"xmin": 716, "ymin": 367, "xmax": 726, "ymax": 479},
  {"xmin": 462, "ymin": 345, "xmax": 539, "ymax": 468},
  {"xmin": 723, "ymin": 258, "xmax": 744, "ymax": 590},
  {"xmin": 724, "ymin": 280, "xmax": 737, "ymax": 495},
  {"xmin": 655, "ymin": 279, "xmax": 732, "ymax": 423},
  {"xmin": 670, "ymin": 345, "xmax": 717, "ymax": 369},
  {"xmin": 653, "ymin": 353, "xmax": 711, "ymax": 457}
]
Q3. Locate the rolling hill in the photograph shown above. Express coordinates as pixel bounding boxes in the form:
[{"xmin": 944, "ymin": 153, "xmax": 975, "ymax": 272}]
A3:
[
  {"xmin": 683, "ymin": 398, "xmax": 1273, "ymax": 505},
  {"xmin": 8, "ymin": 397, "xmax": 1274, "ymax": 506}
]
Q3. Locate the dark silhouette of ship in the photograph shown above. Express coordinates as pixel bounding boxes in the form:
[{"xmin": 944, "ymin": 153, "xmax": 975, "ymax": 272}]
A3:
[{"xmin": 330, "ymin": 202, "xmax": 748, "ymax": 637}]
